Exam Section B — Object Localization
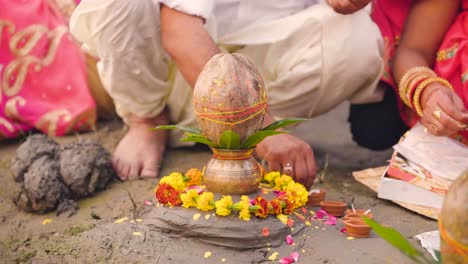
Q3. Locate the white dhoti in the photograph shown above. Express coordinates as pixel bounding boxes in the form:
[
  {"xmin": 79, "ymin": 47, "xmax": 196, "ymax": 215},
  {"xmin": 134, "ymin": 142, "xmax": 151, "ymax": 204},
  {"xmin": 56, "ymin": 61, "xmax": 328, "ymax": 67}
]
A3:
[{"xmin": 70, "ymin": 0, "xmax": 384, "ymax": 146}]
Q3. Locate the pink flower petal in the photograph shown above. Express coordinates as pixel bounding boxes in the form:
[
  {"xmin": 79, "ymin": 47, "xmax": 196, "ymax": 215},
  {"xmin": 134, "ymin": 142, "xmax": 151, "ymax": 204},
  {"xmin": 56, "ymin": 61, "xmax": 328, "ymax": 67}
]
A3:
[
  {"xmin": 340, "ymin": 228, "xmax": 347, "ymax": 234},
  {"xmin": 143, "ymin": 200, "xmax": 152, "ymax": 206},
  {"xmin": 324, "ymin": 215, "xmax": 337, "ymax": 226},
  {"xmin": 279, "ymin": 257, "xmax": 295, "ymax": 264},
  {"xmin": 186, "ymin": 185, "xmax": 203, "ymax": 194},
  {"xmin": 273, "ymin": 190, "xmax": 286, "ymax": 197},
  {"xmin": 286, "ymin": 235, "xmax": 293, "ymax": 245},
  {"xmin": 315, "ymin": 210, "xmax": 328, "ymax": 219},
  {"xmin": 290, "ymin": 252, "xmax": 299, "ymax": 262}
]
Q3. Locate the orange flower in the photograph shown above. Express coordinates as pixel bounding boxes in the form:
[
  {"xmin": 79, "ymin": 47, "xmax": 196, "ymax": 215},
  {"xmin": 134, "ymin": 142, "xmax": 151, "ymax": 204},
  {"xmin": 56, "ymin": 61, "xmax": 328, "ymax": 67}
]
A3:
[
  {"xmin": 155, "ymin": 183, "xmax": 182, "ymax": 206},
  {"xmin": 185, "ymin": 168, "xmax": 203, "ymax": 186},
  {"xmin": 268, "ymin": 199, "xmax": 283, "ymax": 215},
  {"xmin": 282, "ymin": 200, "xmax": 295, "ymax": 215},
  {"xmin": 252, "ymin": 196, "xmax": 268, "ymax": 218}
]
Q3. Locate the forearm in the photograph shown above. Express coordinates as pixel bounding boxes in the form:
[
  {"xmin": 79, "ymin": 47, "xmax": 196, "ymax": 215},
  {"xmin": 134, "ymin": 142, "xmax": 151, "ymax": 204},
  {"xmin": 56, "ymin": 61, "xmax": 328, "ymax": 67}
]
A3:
[
  {"xmin": 160, "ymin": 5, "xmax": 220, "ymax": 88},
  {"xmin": 392, "ymin": 0, "xmax": 459, "ymax": 84}
]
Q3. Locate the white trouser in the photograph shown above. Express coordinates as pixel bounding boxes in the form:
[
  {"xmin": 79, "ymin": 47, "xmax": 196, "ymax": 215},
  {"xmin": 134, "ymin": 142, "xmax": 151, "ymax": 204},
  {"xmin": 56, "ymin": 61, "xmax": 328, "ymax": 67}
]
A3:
[{"xmin": 70, "ymin": 0, "xmax": 384, "ymax": 146}]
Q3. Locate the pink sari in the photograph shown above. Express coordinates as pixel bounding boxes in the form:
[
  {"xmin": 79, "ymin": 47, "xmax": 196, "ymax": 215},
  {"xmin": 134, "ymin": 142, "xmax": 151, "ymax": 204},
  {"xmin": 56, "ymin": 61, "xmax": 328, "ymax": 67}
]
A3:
[
  {"xmin": 0, "ymin": 0, "xmax": 96, "ymax": 139},
  {"xmin": 372, "ymin": 0, "xmax": 468, "ymax": 143}
]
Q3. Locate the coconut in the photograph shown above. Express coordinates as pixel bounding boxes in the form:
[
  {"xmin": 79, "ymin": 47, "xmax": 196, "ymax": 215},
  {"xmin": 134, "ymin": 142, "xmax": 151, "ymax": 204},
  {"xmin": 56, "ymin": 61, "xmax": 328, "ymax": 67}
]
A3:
[
  {"xmin": 439, "ymin": 171, "xmax": 468, "ymax": 263},
  {"xmin": 193, "ymin": 53, "xmax": 267, "ymax": 145}
]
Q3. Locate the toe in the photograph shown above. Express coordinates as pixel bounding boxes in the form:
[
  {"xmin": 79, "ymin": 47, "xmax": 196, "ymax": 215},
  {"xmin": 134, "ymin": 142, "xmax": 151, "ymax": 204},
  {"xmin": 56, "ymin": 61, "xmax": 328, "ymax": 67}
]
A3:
[
  {"xmin": 140, "ymin": 161, "xmax": 159, "ymax": 178},
  {"xmin": 128, "ymin": 163, "xmax": 142, "ymax": 181},
  {"xmin": 117, "ymin": 161, "xmax": 130, "ymax": 181}
]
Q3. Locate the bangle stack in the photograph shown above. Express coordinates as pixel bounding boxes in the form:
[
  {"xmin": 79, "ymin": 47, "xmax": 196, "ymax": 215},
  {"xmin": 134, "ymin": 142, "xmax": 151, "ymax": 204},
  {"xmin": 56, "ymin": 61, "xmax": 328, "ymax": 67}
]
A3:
[
  {"xmin": 398, "ymin": 67, "xmax": 436, "ymax": 107},
  {"xmin": 398, "ymin": 67, "xmax": 453, "ymax": 116}
]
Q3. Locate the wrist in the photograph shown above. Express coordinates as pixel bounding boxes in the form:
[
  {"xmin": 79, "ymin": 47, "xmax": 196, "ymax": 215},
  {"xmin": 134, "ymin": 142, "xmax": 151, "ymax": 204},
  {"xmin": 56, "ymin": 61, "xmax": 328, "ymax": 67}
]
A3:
[{"xmin": 420, "ymin": 83, "xmax": 445, "ymax": 109}]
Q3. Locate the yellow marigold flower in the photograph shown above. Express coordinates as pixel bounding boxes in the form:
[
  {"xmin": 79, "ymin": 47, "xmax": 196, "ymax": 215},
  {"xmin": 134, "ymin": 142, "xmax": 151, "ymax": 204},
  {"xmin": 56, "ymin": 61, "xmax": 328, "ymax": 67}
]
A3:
[
  {"xmin": 185, "ymin": 168, "xmax": 203, "ymax": 186},
  {"xmin": 263, "ymin": 171, "xmax": 280, "ymax": 185},
  {"xmin": 274, "ymin": 175, "xmax": 294, "ymax": 190},
  {"xmin": 180, "ymin": 189, "xmax": 199, "ymax": 208},
  {"xmin": 196, "ymin": 192, "xmax": 215, "ymax": 211},
  {"xmin": 284, "ymin": 182, "xmax": 308, "ymax": 208},
  {"xmin": 239, "ymin": 195, "xmax": 251, "ymax": 221},
  {"xmin": 160, "ymin": 172, "xmax": 186, "ymax": 191},
  {"xmin": 215, "ymin": 195, "xmax": 233, "ymax": 216}
]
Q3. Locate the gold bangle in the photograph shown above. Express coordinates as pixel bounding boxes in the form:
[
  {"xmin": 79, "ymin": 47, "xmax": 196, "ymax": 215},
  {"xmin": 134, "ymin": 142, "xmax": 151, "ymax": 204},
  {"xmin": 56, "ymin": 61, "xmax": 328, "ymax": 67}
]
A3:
[
  {"xmin": 404, "ymin": 73, "xmax": 433, "ymax": 107},
  {"xmin": 398, "ymin": 67, "xmax": 436, "ymax": 106},
  {"xmin": 413, "ymin": 77, "xmax": 453, "ymax": 116}
]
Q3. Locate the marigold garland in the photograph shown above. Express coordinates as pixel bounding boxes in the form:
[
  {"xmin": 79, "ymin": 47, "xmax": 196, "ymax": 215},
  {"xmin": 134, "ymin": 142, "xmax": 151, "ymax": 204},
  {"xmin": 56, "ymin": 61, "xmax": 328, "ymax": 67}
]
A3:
[{"xmin": 153, "ymin": 168, "xmax": 309, "ymax": 221}]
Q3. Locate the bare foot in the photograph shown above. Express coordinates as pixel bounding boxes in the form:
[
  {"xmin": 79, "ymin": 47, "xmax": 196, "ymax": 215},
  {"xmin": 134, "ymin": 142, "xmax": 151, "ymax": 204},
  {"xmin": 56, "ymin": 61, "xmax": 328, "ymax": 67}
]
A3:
[{"xmin": 113, "ymin": 112, "xmax": 168, "ymax": 180}]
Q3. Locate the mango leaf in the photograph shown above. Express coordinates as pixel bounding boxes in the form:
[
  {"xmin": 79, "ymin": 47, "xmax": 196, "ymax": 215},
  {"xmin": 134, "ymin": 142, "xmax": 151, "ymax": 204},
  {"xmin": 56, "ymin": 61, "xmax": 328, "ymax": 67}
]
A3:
[
  {"xmin": 218, "ymin": 130, "xmax": 241, "ymax": 149},
  {"xmin": 240, "ymin": 130, "xmax": 286, "ymax": 149},
  {"xmin": 180, "ymin": 133, "xmax": 216, "ymax": 147},
  {"xmin": 261, "ymin": 118, "xmax": 307, "ymax": 131},
  {"xmin": 362, "ymin": 217, "xmax": 436, "ymax": 264},
  {"xmin": 152, "ymin": 125, "xmax": 201, "ymax": 135}
]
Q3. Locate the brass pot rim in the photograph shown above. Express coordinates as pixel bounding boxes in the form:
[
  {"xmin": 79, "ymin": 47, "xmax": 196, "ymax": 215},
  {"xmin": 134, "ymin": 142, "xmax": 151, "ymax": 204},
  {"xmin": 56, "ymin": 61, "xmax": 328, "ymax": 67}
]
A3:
[{"xmin": 210, "ymin": 147, "xmax": 255, "ymax": 159}]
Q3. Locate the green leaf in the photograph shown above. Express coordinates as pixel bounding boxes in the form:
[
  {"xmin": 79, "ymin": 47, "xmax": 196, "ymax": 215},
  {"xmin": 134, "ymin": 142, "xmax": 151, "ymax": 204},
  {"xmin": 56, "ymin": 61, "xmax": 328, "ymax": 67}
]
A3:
[
  {"xmin": 240, "ymin": 130, "xmax": 286, "ymax": 149},
  {"xmin": 218, "ymin": 130, "xmax": 241, "ymax": 149},
  {"xmin": 362, "ymin": 217, "xmax": 428, "ymax": 262},
  {"xmin": 180, "ymin": 133, "xmax": 216, "ymax": 147},
  {"xmin": 151, "ymin": 125, "xmax": 201, "ymax": 135},
  {"xmin": 261, "ymin": 118, "xmax": 307, "ymax": 131},
  {"xmin": 434, "ymin": 250, "xmax": 442, "ymax": 264}
]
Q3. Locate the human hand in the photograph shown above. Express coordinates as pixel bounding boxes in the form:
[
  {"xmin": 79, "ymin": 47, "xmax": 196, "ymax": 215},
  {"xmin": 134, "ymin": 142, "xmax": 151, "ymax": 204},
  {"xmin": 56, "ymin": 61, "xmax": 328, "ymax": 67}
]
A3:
[
  {"xmin": 326, "ymin": 0, "xmax": 372, "ymax": 14},
  {"xmin": 255, "ymin": 133, "xmax": 317, "ymax": 190},
  {"xmin": 420, "ymin": 83, "xmax": 468, "ymax": 136}
]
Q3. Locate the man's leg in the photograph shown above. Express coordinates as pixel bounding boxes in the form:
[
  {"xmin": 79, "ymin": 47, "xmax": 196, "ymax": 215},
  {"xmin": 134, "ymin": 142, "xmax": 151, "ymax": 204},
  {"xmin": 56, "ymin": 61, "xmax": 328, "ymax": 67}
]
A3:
[
  {"xmin": 238, "ymin": 4, "xmax": 383, "ymax": 182},
  {"xmin": 349, "ymin": 83, "xmax": 408, "ymax": 150},
  {"xmin": 240, "ymin": 4, "xmax": 384, "ymax": 120},
  {"xmin": 70, "ymin": 0, "xmax": 170, "ymax": 180}
]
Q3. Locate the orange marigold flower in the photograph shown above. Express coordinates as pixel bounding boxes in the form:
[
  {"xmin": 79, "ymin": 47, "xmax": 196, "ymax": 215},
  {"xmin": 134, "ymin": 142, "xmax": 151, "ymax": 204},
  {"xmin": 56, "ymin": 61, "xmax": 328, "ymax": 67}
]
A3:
[
  {"xmin": 252, "ymin": 196, "xmax": 268, "ymax": 218},
  {"xmin": 282, "ymin": 200, "xmax": 295, "ymax": 215},
  {"xmin": 185, "ymin": 168, "xmax": 203, "ymax": 186},
  {"xmin": 268, "ymin": 199, "xmax": 283, "ymax": 215},
  {"xmin": 155, "ymin": 183, "xmax": 182, "ymax": 206}
]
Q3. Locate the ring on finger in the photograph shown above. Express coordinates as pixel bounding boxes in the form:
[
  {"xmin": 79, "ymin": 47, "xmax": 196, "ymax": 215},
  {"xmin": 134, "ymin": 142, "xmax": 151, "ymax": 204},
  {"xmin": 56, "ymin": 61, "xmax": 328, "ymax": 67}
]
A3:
[
  {"xmin": 283, "ymin": 162, "xmax": 294, "ymax": 175},
  {"xmin": 433, "ymin": 110, "xmax": 442, "ymax": 119}
]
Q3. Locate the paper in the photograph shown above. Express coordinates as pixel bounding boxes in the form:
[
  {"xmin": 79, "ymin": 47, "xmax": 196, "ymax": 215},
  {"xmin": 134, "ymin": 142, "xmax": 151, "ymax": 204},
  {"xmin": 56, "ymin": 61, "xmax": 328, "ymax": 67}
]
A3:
[
  {"xmin": 414, "ymin": 230, "xmax": 440, "ymax": 261},
  {"xmin": 394, "ymin": 123, "xmax": 468, "ymax": 181}
]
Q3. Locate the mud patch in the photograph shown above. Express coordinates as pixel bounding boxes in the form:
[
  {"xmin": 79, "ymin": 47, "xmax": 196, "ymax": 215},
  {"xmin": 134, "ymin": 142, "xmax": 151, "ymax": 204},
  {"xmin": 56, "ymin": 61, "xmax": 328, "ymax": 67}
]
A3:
[{"xmin": 11, "ymin": 135, "xmax": 115, "ymax": 214}]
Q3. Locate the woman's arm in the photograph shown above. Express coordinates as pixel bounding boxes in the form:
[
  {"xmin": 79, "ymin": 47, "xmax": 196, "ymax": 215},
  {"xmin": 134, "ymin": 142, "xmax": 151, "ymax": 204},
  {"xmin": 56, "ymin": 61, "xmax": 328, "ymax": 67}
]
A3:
[
  {"xmin": 393, "ymin": 0, "xmax": 467, "ymax": 135},
  {"xmin": 393, "ymin": 0, "xmax": 458, "ymax": 82}
]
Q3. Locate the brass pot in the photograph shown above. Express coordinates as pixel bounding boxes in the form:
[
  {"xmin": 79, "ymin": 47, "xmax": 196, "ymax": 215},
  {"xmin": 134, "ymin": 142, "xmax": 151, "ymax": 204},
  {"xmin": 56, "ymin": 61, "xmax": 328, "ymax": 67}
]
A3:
[{"xmin": 204, "ymin": 148, "xmax": 261, "ymax": 194}]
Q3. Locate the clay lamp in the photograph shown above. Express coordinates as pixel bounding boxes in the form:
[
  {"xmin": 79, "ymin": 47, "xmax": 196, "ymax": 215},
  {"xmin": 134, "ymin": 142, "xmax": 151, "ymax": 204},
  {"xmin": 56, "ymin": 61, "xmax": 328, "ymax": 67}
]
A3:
[
  {"xmin": 344, "ymin": 219, "xmax": 372, "ymax": 238},
  {"xmin": 343, "ymin": 212, "xmax": 374, "ymax": 222},
  {"xmin": 345, "ymin": 209, "xmax": 368, "ymax": 215},
  {"xmin": 307, "ymin": 189, "xmax": 326, "ymax": 206},
  {"xmin": 319, "ymin": 201, "xmax": 347, "ymax": 217}
]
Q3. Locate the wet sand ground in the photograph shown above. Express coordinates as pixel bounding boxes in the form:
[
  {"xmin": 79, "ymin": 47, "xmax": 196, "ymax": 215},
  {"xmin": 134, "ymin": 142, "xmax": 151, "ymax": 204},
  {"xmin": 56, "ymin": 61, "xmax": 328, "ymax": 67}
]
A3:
[{"xmin": 0, "ymin": 103, "xmax": 437, "ymax": 263}]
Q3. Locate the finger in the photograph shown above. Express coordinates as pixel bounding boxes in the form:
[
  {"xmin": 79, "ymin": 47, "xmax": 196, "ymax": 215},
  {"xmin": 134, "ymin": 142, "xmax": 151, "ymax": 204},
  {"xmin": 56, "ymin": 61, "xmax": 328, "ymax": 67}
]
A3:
[
  {"xmin": 421, "ymin": 117, "xmax": 442, "ymax": 136},
  {"xmin": 450, "ymin": 93, "xmax": 468, "ymax": 125},
  {"xmin": 269, "ymin": 159, "xmax": 281, "ymax": 173},
  {"xmin": 437, "ymin": 92, "xmax": 467, "ymax": 124},
  {"xmin": 425, "ymin": 107, "xmax": 460, "ymax": 136},
  {"xmin": 305, "ymin": 148, "xmax": 317, "ymax": 188},
  {"xmin": 293, "ymin": 156, "xmax": 308, "ymax": 187}
]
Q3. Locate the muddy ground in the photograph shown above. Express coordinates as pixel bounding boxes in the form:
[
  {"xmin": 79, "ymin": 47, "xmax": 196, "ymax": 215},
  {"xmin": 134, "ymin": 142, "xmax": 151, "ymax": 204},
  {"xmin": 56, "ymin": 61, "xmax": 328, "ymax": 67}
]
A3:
[{"xmin": 0, "ymin": 104, "xmax": 437, "ymax": 263}]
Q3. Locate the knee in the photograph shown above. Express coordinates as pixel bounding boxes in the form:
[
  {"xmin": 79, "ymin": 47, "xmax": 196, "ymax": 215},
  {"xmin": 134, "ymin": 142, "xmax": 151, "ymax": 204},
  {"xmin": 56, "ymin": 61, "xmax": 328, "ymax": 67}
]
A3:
[
  {"xmin": 348, "ymin": 88, "xmax": 408, "ymax": 151},
  {"xmin": 71, "ymin": 0, "xmax": 156, "ymax": 48}
]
